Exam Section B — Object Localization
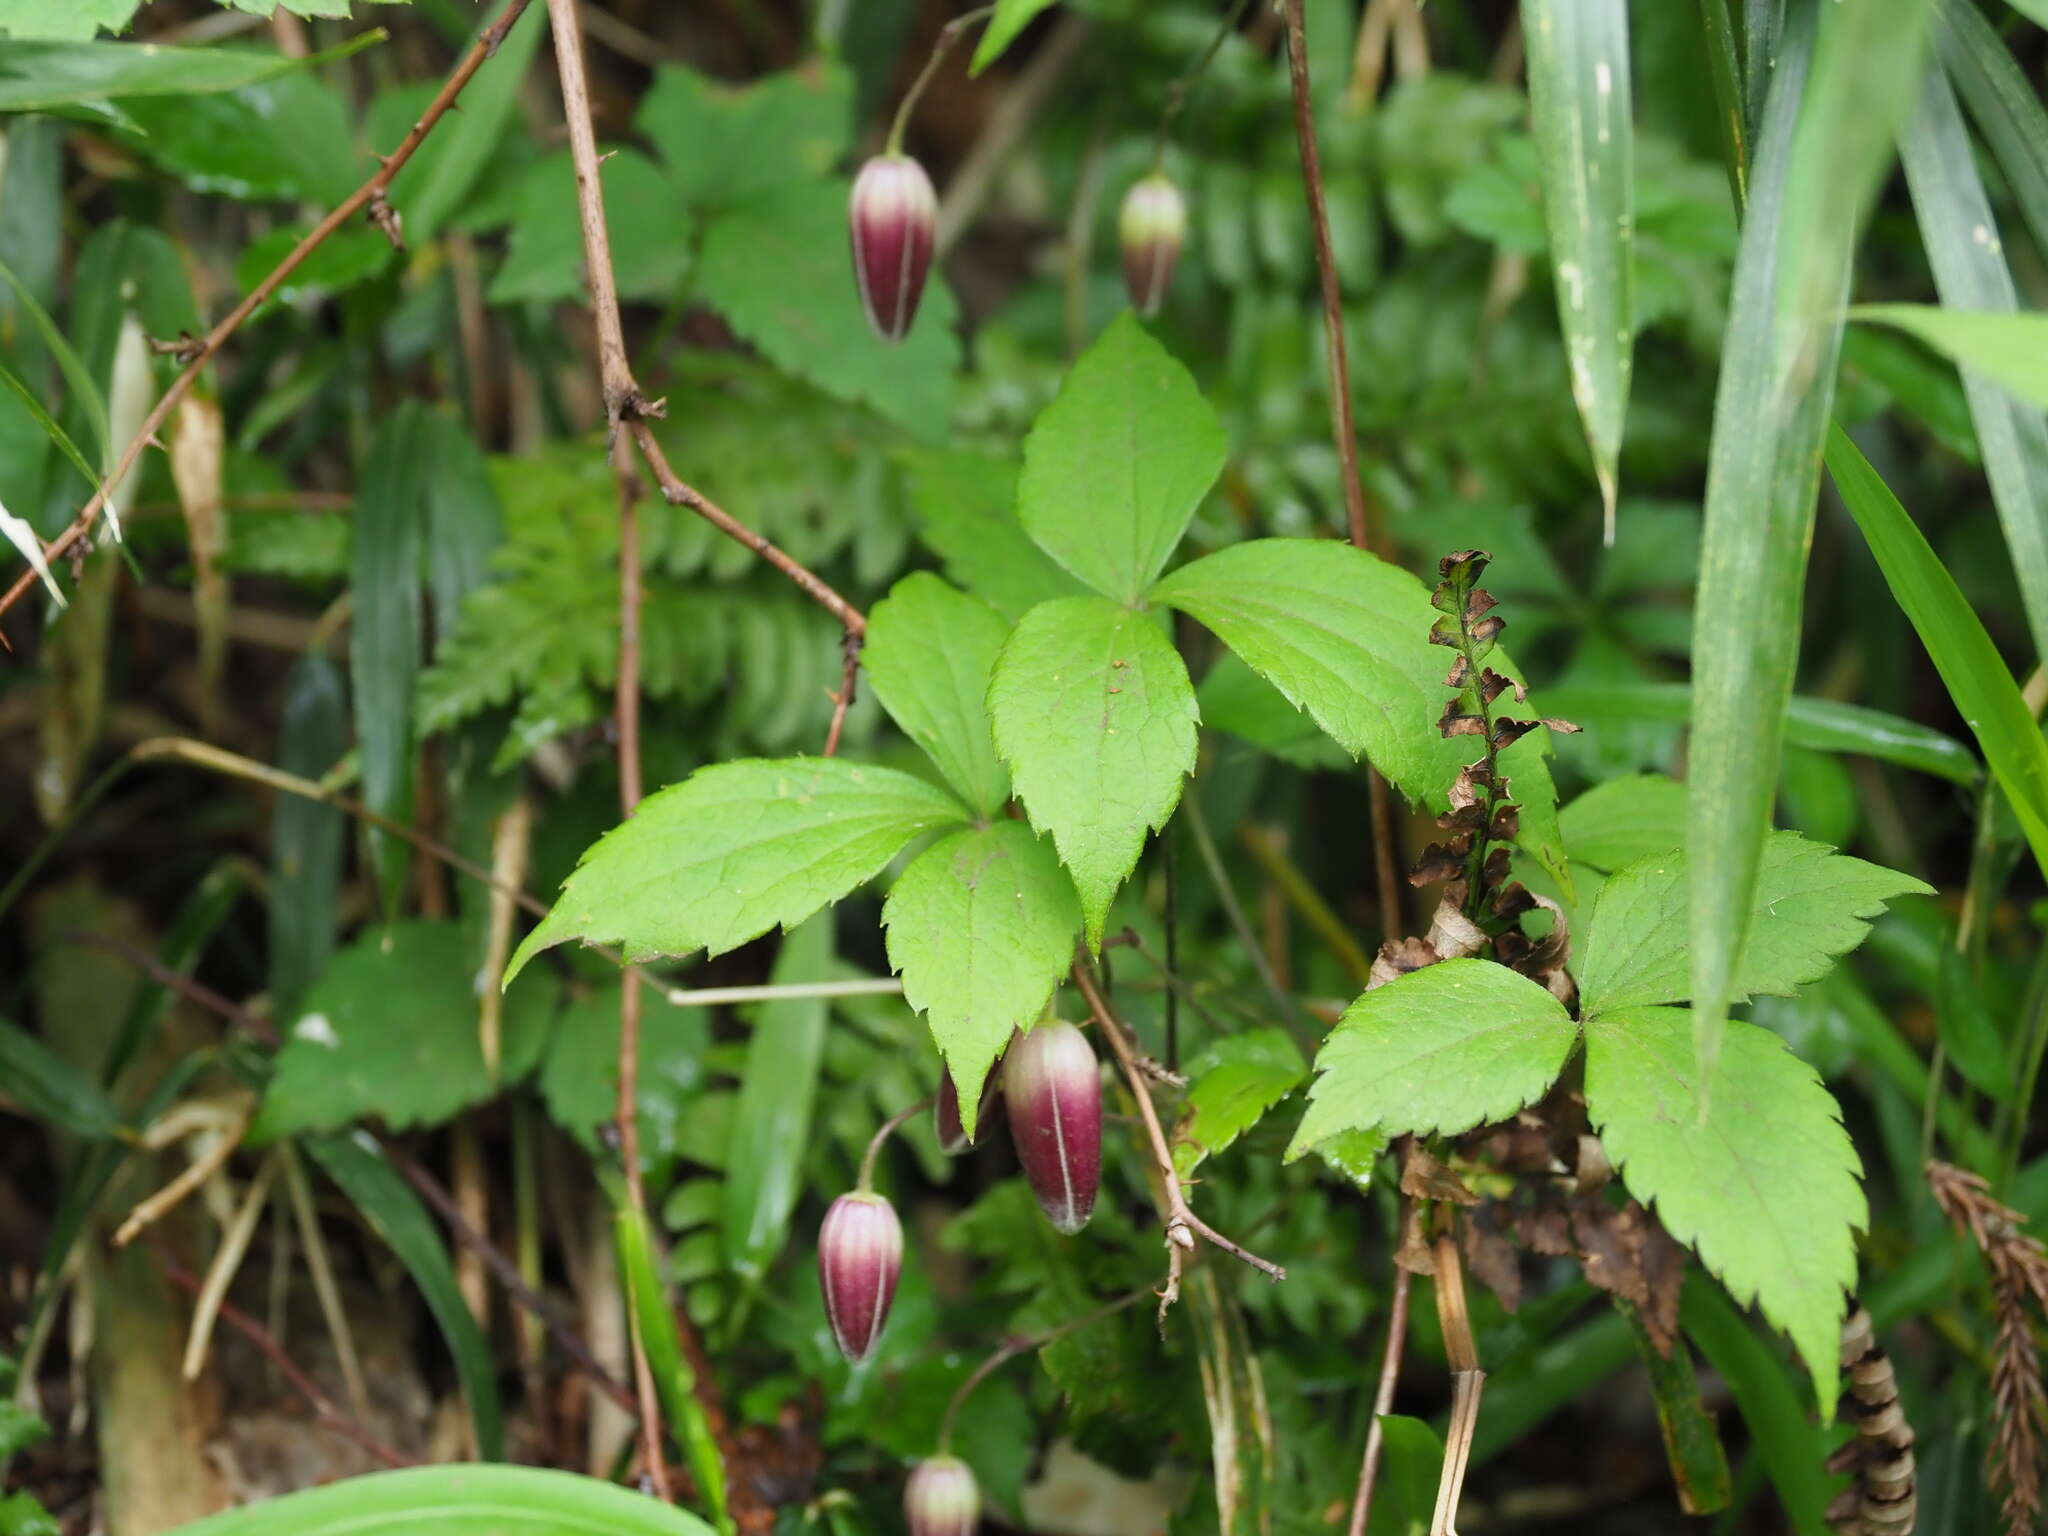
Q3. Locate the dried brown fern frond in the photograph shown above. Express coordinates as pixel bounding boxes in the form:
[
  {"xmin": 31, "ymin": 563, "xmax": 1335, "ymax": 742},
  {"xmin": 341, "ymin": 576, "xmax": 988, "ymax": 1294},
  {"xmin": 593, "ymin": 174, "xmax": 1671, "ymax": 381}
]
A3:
[
  {"xmin": 1928, "ymin": 1160, "xmax": 2048, "ymax": 1534},
  {"xmin": 1825, "ymin": 1306, "xmax": 1916, "ymax": 1536}
]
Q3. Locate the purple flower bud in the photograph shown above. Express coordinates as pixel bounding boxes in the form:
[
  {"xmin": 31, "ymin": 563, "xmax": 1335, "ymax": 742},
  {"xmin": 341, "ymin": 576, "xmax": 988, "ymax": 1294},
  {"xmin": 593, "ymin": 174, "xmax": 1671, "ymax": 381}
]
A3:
[
  {"xmin": 1004, "ymin": 1021, "xmax": 1101, "ymax": 1233},
  {"xmin": 905, "ymin": 1455, "xmax": 980, "ymax": 1536},
  {"xmin": 935, "ymin": 1067, "xmax": 1002, "ymax": 1156},
  {"xmin": 849, "ymin": 153, "xmax": 938, "ymax": 343},
  {"xmin": 1118, "ymin": 173, "xmax": 1187, "ymax": 318},
  {"xmin": 818, "ymin": 1191, "xmax": 902, "ymax": 1363}
]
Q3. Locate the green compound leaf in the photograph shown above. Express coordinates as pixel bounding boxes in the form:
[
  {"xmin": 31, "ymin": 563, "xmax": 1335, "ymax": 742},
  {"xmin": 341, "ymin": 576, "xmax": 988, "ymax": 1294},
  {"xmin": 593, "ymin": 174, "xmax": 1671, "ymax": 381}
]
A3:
[
  {"xmin": 252, "ymin": 922, "xmax": 557, "ymax": 1141},
  {"xmin": 1172, "ymin": 1028, "xmax": 1306, "ymax": 1179},
  {"xmin": 1018, "ymin": 311, "xmax": 1226, "ymax": 605},
  {"xmin": 988, "ymin": 595, "xmax": 1198, "ymax": 946},
  {"xmin": 1557, "ymin": 773, "xmax": 1689, "ymax": 873},
  {"xmin": 636, "ymin": 61, "xmax": 853, "ymax": 213},
  {"xmin": 971, "ymin": 0, "xmax": 1061, "ymax": 75},
  {"xmin": 882, "ymin": 820, "xmax": 1082, "ymax": 1141},
  {"xmin": 489, "ymin": 149, "xmax": 692, "ymax": 307},
  {"xmin": 156, "ymin": 1465, "xmax": 716, "ymax": 1536},
  {"xmin": 1577, "ymin": 831, "xmax": 1930, "ymax": 1017},
  {"xmin": 507, "ymin": 758, "xmax": 970, "ymax": 980},
  {"xmin": 1521, "ymin": 0, "xmax": 1635, "ymax": 537},
  {"xmin": 1585, "ymin": 1006, "xmax": 1865, "ymax": 1413},
  {"xmin": 1289, "ymin": 960, "xmax": 1580, "ymax": 1158},
  {"xmin": 863, "ymin": 573, "xmax": 1013, "ymax": 819}
]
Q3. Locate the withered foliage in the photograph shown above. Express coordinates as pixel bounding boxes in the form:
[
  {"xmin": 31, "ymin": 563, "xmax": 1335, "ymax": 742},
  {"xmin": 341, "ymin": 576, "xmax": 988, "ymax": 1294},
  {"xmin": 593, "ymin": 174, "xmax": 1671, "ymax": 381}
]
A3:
[
  {"xmin": 1928, "ymin": 1160, "xmax": 2048, "ymax": 1535},
  {"xmin": 1400, "ymin": 550, "xmax": 1578, "ymax": 1006},
  {"xmin": 1825, "ymin": 1306, "xmax": 1916, "ymax": 1536}
]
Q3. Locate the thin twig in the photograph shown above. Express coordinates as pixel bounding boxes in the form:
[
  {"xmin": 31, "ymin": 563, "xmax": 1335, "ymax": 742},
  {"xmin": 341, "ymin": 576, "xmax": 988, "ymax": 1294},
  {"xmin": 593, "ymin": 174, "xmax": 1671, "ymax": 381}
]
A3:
[
  {"xmin": 858, "ymin": 1096, "xmax": 936, "ymax": 1192},
  {"xmin": 1279, "ymin": 0, "xmax": 1405, "ymax": 944},
  {"xmin": 1346, "ymin": 1250, "xmax": 1414, "ymax": 1536},
  {"xmin": 886, "ymin": 6, "xmax": 998, "ymax": 155},
  {"xmin": 824, "ymin": 628, "xmax": 862, "ymax": 757},
  {"xmin": 0, "ymin": 0, "xmax": 538, "ymax": 626},
  {"xmin": 1070, "ymin": 957, "xmax": 1284, "ymax": 1325},
  {"xmin": 155, "ymin": 1247, "xmax": 414, "ymax": 1471}
]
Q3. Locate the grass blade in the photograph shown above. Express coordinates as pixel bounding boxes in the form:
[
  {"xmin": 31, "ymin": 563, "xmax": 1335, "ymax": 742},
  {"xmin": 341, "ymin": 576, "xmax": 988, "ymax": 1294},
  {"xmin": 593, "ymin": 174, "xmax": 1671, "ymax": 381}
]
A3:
[
  {"xmin": 1521, "ymin": 0, "xmax": 1634, "ymax": 540},
  {"xmin": 307, "ymin": 1133, "xmax": 505, "ymax": 1460},
  {"xmin": 0, "ymin": 252, "xmax": 110, "ymax": 468},
  {"xmin": 1697, "ymin": 0, "xmax": 1751, "ymax": 209},
  {"xmin": 1824, "ymin": 427, "xmax": 2048, "ymax": 877},
  {"xmin": 1939, "ymin": 0, "xmax": 2048, "ymax": 268},
  {"xmin": 1688, "ymin": 0, "xmax": 1931, "ymax": 1093},
  {"xmin": 1894, "ymin": 65, "xmax": 2048, "ymax": 668},
  {"xmin": 615, "ymin": 1205, "xmax": 730, "ymax": 1534}
]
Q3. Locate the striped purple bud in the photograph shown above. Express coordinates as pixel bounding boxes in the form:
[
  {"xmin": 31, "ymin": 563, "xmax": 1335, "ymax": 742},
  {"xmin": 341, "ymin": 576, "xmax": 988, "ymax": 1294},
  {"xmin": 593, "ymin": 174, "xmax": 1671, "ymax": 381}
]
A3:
[
  {"xmin": 818, "ymin": 1191, "xmax": 902, "ymax": 1363},
  {"xmin": 905, "ymin": 1455, "xmax": 980, "ymax": 1536},
  {"xmin": 849, "ymin": 153, "xmax": 938, "ymax": 343},
  {"xmin": 1004, "ymin": 1021, "xmax": 1101, "ymax": 1234},
  {"xmin": 1118, "ymin": 173, "xmax": 1186, "ymax": 317},
  {"xmin": 935, "ymin": 1067, "xmax": 1001, "ymax": 1155}
]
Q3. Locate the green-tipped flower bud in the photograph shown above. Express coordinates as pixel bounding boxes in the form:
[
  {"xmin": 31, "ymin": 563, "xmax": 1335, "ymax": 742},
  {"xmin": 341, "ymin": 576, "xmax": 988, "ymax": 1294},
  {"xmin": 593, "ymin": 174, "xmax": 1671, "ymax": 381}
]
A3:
[
  {"xmin": 818, "ymin": 1191, "xmax": 902, "ymax": 1362},
  {"xmin": 849, "ymin": 153, "xmax": 938, "ymax": 343},
  {"xmin": 1004, "ymin": 1021, "xmax": 1101, "ymax": 1233},
  {"xmin": 905, "ymin": 1455, "xmax": 980, "ymax": 1536},
  {"xmin": 1118, "ymin": 173, "xmax": 1186, "ymax": 317}
]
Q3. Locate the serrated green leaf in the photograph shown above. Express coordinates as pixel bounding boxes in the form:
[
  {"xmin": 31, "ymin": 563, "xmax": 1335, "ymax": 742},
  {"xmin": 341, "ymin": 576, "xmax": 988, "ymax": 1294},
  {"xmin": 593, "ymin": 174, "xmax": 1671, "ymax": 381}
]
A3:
[
  {"xmin": 252, "ymin": 921, "xmax": 556, "ymax": 1141},
  {"xmin": 1585, "ymin": 1007, "xmax": 1864, "ymax": 1412},
  {"xmin": 882, "ymin": 820, "xmax": 1081, "ymax": 1140},
  {"xmin": 156, "ymin": 1465, "xmax": 716, "ymax": 1536},
  {"xmin": 723, "ymin": 917, "xmax": 831, "ymax": 1280},
  {"xmin": 1289, "ymin": 960, "xmax": 1580, "ymax": 1157},
  {"xmin": 1557, "ymin": 773, "xmax": 1689, "ymax": 872},
  {"xmin": 636, "ymin": 61, "xmax": 852, "ymax": 212},
  {"xmin": 1687, "ymin": 0, "xmax": 1929, "ymax": 1089},
  {"xmin": 0, "ymin": 0, "xmax": 141, "ymax": 40},
  {"xmin": 1172, "ymin": 1028, "xmax": 1305, "ymax": 1178},
  {"xmin": 903, "ymin": 447, "xmax": 1083, "ymax": 621},
  {"xmin": 1578, "ymin": 831, "xmax": 1930, "ymax": 1016},
  {"xmin": 1521, "ymin": 0, "xmax": 1634, "ymax": 536},
  {"xmin": 988, "ymin": 595, "xmax": 1197, "ymax": 945},
  {"xmin": 863, "ymin": 573, "xmax": 1011, "ymax": 817},
  {"xmin": 694, "ymin": 179, "xmax": 959, "ymax": 434},
  {"xmin": 488, "ymin": 149, "xmax": 692, "ymax": 307},
  {"xmin": 509, "ymin": 758, "xmax": 969, "ymax": 979},
  {"xmin": 1195, "ymin": 650, "xmax": 1350, "ymax": 771},
  {"xmin": 971, "ymin": 0, "xmax": 1061, "ymax": 74},
  {"xmin": 1019, "ymin": 312, "xmax": 1226, "ymax": 604},
  {"xmin": 0, "ymin": 40, "xmax": 343, "ymax": 108}
]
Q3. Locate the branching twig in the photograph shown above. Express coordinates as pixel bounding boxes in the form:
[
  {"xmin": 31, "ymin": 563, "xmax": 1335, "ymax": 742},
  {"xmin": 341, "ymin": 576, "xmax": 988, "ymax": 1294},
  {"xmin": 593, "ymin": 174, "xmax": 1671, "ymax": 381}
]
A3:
[
  {"xmin": 1346, "ymin": 1236, "xmax": 1414, "ymax": 1536},
  {"xmin": 1069, "ymin": 958, "xmax": 1284, "ymax": 1325},
  {"xmin": 0, "ymin": 0, "xmax": 538, "ymax": 627}
]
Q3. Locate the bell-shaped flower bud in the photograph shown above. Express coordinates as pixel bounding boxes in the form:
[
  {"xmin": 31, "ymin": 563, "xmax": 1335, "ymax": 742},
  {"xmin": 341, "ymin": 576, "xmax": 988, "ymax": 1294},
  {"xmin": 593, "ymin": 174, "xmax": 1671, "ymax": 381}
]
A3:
[
  {"xmin": 905, "ymin": 1455, "xmax": 980, "ymax": 1536},
  {"xmin": 1118, "ymin": 172, "xmax": 1186, "ymax": 318},
  {"xmin": 935, "ymin": 1067, "xmax": 1002, "ymax": 1156},
  {"xmin": 849, "ymin": 153, "xmax": 938, "ymax": 343},
  {"xmin": 818, "ymin": 1191, "xmax": 902, "ymax": 1362},
  {"xmin": 1005, "ymin": 1021, "xmax": 1101, "ymax": 1233}
]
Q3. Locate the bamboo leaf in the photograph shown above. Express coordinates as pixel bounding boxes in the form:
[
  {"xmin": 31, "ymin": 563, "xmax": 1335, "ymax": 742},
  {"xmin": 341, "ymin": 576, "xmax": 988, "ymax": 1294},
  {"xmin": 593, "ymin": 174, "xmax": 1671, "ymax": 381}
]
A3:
[
  {"xmin": 1939, "ymin": 0, "xmax": 2048, "ymax": 267},
  {"xmin": 1521, "ymin": 0, "xmax": 1634, "ymax": 539},
  {"xmin": 1824, "ymin": 427, "xmax": 2048, "ymax": 877},
  {"xmin": 1687, "ymin": 0, "xmax": 1929, "ymax": 1092}
]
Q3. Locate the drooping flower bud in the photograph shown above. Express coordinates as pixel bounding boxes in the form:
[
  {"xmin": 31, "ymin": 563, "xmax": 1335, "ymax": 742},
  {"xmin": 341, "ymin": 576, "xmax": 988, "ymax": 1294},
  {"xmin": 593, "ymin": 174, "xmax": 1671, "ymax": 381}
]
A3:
[
  {"xmin": 1004, "ymin": 1021, "xmax": 1101, "ymax": 1233},
  {"xmin": 849, "ymin": 153, "xmax": 938, "ymax": 343},
  {"xmin": 1118, "ymin": 172, "xmax": 1187, "ymax": 318},
  {"xmin": 905, "ymin": 1455, "xmax": 980, "ymax": 1536},
  {"xmin": 935, "ymin": 1067, "xmax": 1002, "ymax": 1155},
  {"xmin": 818, "ymin": 1191, "xmax": 902, "ymax": 1362}
]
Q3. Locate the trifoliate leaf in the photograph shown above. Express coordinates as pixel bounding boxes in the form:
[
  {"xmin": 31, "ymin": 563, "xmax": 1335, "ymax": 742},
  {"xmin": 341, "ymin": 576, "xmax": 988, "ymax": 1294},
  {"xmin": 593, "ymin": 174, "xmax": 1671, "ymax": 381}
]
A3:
[
  {"xmin": 1584, "ymin": 1006, "xmax": 1865, "ymax": 1411},
  {"xmin": 508, "ymin": 758, "xmax": 969, "ymax": 980},
  {"xmin": 902, "ymin": 447, "xmax": 1083, "ymax": 622},
  {"xmin": 253, "ymin": 922, "xmax": 557, "ymax": 1141},
  {"xmin": 636, "ymin": 61, "xmax": 853, "ymax": 212},
  {"xmin": 863, "ymin": 574, "xmax": 1012, "ymax": 818},
  {"xmin": 1172, "ymin": 1028, "xmax": 1306, "ymax": 1178},
  {"xmin": 1576, "ymin": 831, "xmax": 1932, "ymax": 1016},
  {"xmin": 988, "ymin": 595, "xmax": 1198, "ymax": 945},
  {"xmin": 0, "ymin": 0, "xmax": 143, "ymax": 40},
  {"xmin": 1288, "ymin": 960, "xmax": 1579, "ymax": 1158},
  {"xmin": 1557, "ymin": 773, "xmax": 1689, "ymax": 872},
  {"xmin": 1017, "ymin": 311, "xmax": 1226, "ymax": 604},
  {"xmin": 883, "ymin": 821, "xmax": 1082, "ymax": 1140}
]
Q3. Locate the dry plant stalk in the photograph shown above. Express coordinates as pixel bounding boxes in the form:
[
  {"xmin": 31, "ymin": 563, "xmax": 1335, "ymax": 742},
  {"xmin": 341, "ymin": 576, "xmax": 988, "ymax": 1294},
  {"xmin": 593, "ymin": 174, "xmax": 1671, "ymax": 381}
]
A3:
[
  {"xmin": 1928, "ymin": 1160, "xmax": 2048, "ymax": 1534},
  {"xmin": 1825, "ymin": 1305, "xmax": 1916, "ymax": 1536}
]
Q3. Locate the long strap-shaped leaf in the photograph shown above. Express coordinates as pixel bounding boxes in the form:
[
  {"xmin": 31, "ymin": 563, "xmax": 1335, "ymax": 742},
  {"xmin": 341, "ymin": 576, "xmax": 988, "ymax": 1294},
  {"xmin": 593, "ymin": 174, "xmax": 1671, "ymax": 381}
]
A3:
[
  {"xmin": 1521, "ymin": 0, "xmax": 1634, "ymax": 542},
  {"xmin": 1938, "ymin": 0, "xmax": 2048, "ymax": 267},
  {"xmin": 1824, "ymin": 428, "xmax": 2048, "ymax": 876},
  {"xmin": 1895, "ymin": 63, "xmax": 2048, "ymax": 670},
  {"xmin": 1687, "ymin": 0, "xmax": 1930, "ymax": 1093}
]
